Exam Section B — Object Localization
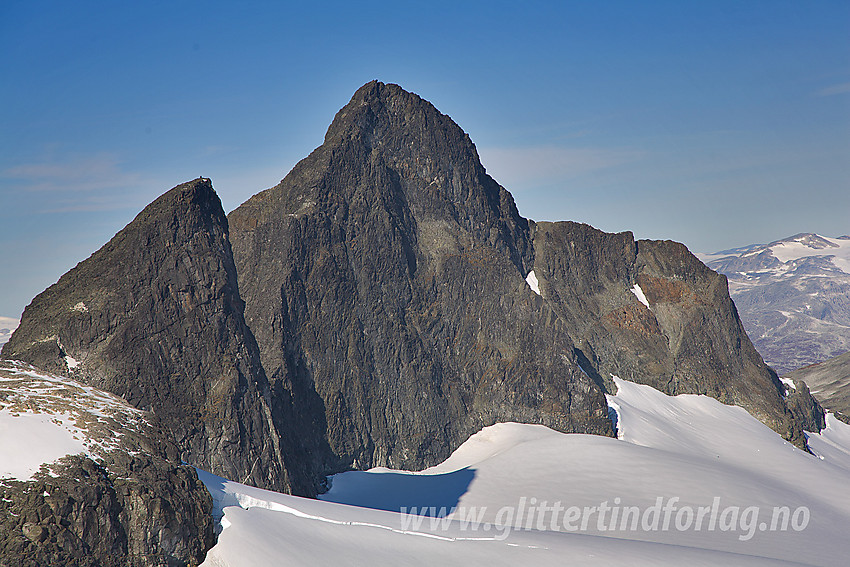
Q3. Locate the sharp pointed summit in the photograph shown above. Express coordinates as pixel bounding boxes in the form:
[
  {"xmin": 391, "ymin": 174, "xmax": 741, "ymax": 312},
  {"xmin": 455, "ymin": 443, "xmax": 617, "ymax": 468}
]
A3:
[
  {"xmin": 3, "ymin": 177, "xmax": 304, "ymax": 494},
  {"xmin": 228, "ymin": 81, "xmax": 611, "ymax": 477},
  {"xmin": 227, "ymin": 81, "xmax": 809, "ymax": 481}
]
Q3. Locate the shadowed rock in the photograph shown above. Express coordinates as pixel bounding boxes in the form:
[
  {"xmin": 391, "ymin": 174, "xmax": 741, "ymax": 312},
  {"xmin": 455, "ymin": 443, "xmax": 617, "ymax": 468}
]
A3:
[
  {"xmin": 2, "ymin": 179, "xmax": 306, "ymax": 494},
  {"xmin": 228, "ymin": 81, "xmax": 613, "ymax": 480},
  {"xmin": 531, "ymin": 221, "xmax": 806, "ymax": 447}
]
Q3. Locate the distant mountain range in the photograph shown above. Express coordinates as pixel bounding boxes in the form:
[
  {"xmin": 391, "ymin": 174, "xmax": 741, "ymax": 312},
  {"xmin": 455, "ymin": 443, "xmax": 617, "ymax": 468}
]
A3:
[{"xmin": 699, "ymin": 233, "xmax": 850, "ymax": 374}]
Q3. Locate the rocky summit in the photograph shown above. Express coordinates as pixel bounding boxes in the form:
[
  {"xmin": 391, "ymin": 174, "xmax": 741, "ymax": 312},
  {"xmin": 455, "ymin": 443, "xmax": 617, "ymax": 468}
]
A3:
[
  {"xmin": 228, "ymin": 81, "xmax": 612, "ymax": 481},
  {"xmin": 228, "ymin": 79, "xmax": 809, "ymax": 471},
  {"xmin": 4, "ymin": 81, "xmax": 817, "ymax": 511},
  {"xmin": 2, "ymin": 179, "xmax": 303, "ymax": 494}
]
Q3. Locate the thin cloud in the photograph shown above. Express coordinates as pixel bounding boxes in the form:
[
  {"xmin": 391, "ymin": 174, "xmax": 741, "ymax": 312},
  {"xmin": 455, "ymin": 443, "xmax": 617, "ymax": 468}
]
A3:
[
  {"xmin": 3, "ymin": 153, "xmax": 143, "ymax": 193},
  {"xmin": 817, "ymin": 82, "xmax": 850, "ymax": 96},
  {"xmin": 478, "ymin": 146, "xmax": 645, "ymax": 190},
  {"xmin": 1, "ymin": 153, "xmax": 157, "ymax": 213}
]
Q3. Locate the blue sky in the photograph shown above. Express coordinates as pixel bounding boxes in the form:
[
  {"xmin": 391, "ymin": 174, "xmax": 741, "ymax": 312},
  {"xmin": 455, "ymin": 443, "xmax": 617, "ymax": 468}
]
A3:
[{"xmin": 1, "ymin": 1, "xmax": 848, "ymax": 318}]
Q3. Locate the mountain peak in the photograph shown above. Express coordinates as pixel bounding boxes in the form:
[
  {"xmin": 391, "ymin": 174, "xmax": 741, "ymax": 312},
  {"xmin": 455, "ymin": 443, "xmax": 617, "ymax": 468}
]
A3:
[
  {"xmin": 350, "ymin": 80, "xmax": 409, "ymax": 103},
  {"xmin": 322, "ymin": 80, "xmax": 467, "ymax": 155},
  {"xmin": 148, "ymin": 175, "xmax": 214, "ymax": 205},
  {"xmin": 234, "ymin": 81, "xmax": 532, "ymax": 275},
  {"xmin": 345, "ymin": 80, "xmax": 431, "ymax": 113},
  {"xmin": 768, "ymin": 233, "xmax": 838, "ymax": 250},
  {"xmin": 133, "ymin": 176, "xmax": 220, "ymax": 227},
  {"xmin": 4, "ymin": 177, "xmax": 300, "ymax": 494}
]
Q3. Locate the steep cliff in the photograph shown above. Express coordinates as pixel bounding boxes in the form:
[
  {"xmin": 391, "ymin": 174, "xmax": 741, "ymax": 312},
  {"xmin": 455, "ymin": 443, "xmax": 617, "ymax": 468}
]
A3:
[
  {"xmin": 228, "ymin": 81, "xmax": 613, "ymax": 478},
  {"xmin": 2, "ymin": 179, "xmax": 305, "ymax": 494},
  {"xmin": 529, "ymin": 221, "xmax": 805, "ymax": 445},
  {"xmin": 4, "ymin": 81, "xmax": 812, "ymax": 501},
  {"xmin": 228, "ymin": 80, "xmax": 807, "ymax": 481}
]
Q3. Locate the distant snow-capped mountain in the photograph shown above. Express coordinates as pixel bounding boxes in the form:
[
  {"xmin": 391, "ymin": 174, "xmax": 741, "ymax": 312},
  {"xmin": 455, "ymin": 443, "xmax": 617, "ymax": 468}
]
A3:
[{"xmin": 699, "ymin": 233, "xmax": 850, "ymax": 374}]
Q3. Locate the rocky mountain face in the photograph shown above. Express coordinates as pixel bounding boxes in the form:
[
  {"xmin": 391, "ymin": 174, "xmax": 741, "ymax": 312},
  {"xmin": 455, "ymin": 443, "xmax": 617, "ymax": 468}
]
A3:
[
  {"xmin": 530, "ymin": 221, "xmax": 804, "ymax": 442},
  {"xmin": 1, "ymin": 180, "xmax": 305, "ymax": 494},
  {"xmin": 785, "ymin": 351, "xmax": 850, "ymax": 424},
  {"xmin": 782, "ymin": 379, "xmax": 827, "ymax": 432},
  {"xmin": 0, "ymin": 361, "xmax": 215, "ymax": 567},
  {"xmin": 228, "ymin": 81, "xmax": 612, "ymax": 479},
  {"xmin": 3, "ymin": 81, "xmax": 817, "ymax": 515},
  {"xmin": 700, "ymin": 234, "xmax": 850, "ymax": 374},
  {"xmin": 229, "ymin": 79, "xmax": 808, "ymax": 471}
]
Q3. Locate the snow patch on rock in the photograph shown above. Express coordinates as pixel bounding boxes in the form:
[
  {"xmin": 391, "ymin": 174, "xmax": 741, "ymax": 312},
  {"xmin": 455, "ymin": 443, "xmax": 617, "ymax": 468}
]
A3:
[
  {"xmin": 525, "ymin": 270, "xmax": 541, "ymax": 296},
  {"xmin": 630, "ymin": 283, "xmax": 650, "ymax": 308},
  {"xmin": 0, "ymin": 361, "xmax": 146, "ymax": 481}
]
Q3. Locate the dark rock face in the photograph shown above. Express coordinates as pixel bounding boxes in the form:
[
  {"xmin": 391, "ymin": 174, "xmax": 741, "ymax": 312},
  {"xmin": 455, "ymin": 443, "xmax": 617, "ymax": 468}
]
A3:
[
  {"xmin": 0, "ymin": 362, "xmax": 214, "ymax": 567},
  {"xmin": 228, "ymin": 80, "xmax": 807, "ymax": 478},
  {"xmin": 2, "ymin": 179, "xmax": 302, "ymax": 494},
  {"xmin": 228, "ymin": 81, "xmax": 612, "ymax": 477},
  {"xmin": 785, "ymin": 351, "xmax": 850, "ymax": 424},
  {"xmin": 783, "ymin": 380, "xmax": 826, "ymax": 433},
  {"xmin": 530, "ymin": 221, "xmax": 806, "ymax": 447},
  {"xmin": 0, "ymin": 456, "xmax": 214, "ymax": 567}
]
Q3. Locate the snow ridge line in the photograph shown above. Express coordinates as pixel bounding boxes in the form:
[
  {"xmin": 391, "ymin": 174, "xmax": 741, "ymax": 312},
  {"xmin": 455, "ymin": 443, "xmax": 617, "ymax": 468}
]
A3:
[{"xmin": 220, "ymin": 491, "xmax": 544, "ymax": 547}]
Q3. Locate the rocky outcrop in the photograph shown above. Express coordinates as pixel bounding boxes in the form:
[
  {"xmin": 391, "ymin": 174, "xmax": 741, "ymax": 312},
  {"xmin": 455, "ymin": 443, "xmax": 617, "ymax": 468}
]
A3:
[
  {"xmin": 1, "ymin": 179, "xmax": 304, "ymax": 494},
  {"xmin": 783, "ymin": 379, "xmax": 826, "ymax": 432},
  {"xmin": 785, "ymin": 351, "xmax": 850, "ymax": 424},
  {"xmin": 0, "ymin": 456, "xmax": 213, "ymax": 567},
  {"xmin": 228, "ymin": 81, "xmax": 612, "ymax": 478},
  {"xmin": 0, "ymin": 361, "xmax": 214, "ymax": 567},
  {"xmin": 529, "ymin": 221, "xmax": 806, "ymax": 447}
]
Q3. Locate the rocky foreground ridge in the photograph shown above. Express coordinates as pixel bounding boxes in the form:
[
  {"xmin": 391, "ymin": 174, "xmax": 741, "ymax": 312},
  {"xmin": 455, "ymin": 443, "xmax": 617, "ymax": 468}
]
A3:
[
  {"xmin": 0, "ymin": 361, "xmax": 214, "ymax": 567},
  {"xmin": 3, "ymin": 82, "xmax": 819, "ymax": 510}
]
